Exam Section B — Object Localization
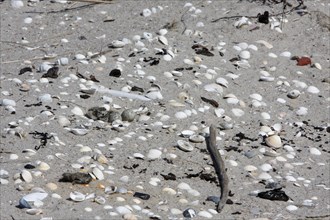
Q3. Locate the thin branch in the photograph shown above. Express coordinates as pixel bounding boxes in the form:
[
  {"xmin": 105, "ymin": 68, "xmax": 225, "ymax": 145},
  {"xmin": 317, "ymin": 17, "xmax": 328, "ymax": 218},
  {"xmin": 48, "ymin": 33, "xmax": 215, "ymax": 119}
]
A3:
[{"xmin": 206, "ymin": 125, "xmax": 229, "ymax": 213}]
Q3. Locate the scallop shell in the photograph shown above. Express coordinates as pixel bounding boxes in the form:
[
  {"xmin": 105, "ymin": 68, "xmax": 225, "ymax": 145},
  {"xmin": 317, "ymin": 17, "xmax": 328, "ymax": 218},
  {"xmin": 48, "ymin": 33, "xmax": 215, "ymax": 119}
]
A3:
[
  {"xmin": 70, "ymin": 191, "xmax": 86, "ymax": 202},
  {"xmin": 158, "ymin": 36, "xmax": 168, "ymax": 46},
  {"xmin": 21, "ymin": 170, "xmax": 33, "ymax": 183},
  {"xmin": 265, "ymin": 135, "xmax": 282, "ymax": 148},
  {"xmin": 239, "ymin": 50, "xmax": 251, "ymax": 59},
  {"xmin": 177, "ymin": 140, "xmax": 194, "ymax": 152}
]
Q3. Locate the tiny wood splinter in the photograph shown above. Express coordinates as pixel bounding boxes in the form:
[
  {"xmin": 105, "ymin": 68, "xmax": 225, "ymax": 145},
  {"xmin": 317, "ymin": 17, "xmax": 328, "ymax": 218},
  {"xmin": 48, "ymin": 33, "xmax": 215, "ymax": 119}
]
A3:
[{"xmin": 207, "ymin": 125, "xmax": 229, "ymax": 213}]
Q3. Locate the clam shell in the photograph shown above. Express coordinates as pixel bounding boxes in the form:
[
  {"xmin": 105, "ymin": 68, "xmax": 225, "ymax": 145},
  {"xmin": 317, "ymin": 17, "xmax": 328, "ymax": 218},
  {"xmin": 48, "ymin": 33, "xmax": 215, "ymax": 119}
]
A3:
[
  {"xmin": 74, "ymin": 54, "xmax": 86, "ymax": 60},
  {"xmin": 265, "ymin": 135, "xmax": 282, "ymax": 148},
  {"xmin": 94, "ymin": 196, "xmax": 106, "ymax": 204},
  {"xmin": 70, "ymin": 126, "xmax": 89, "ymax": 136},
  {"xmin": 110, "ymin": 40, "xmax": 126, "ymax": 48},
  {"xmin": 147, "ymin": 149, "xmax": 162, "ymax": 160},
  {"xmin": 58, "ymin": 116, "xmax": 71, "ymax": 127},
  {"xmin": 158, "ymin": 36, "xmax": 168, "ymax": 46},
  {"xmin": 71, "ymin": 106, "xmax": 84, "ymax": 116},
  {"xmin": 26, "ymin": 209, "xmax": 43, "ymax": 215},
  {"xmin": 21, "ymin": 170, "xmax": 33, "ymax": 183},
  {"xmin": 92, "ymin": 167, "xmax": 104, "ymax": 180},
  {"xmin": 239, "ymin": 50, "xmax": 251, "ymax": 59},
  {"xmin": 313, "ymin": 63, "xmax": 322, "ymax": 70},
  {"xmin": 70, "ymin": 191, "xmax": 86, "ymax": 202},
  {"xmin": 57, "ymin": 57, "xmax": 69, "ymax": 66},
  {"xmin": 38, "ymin": 162, "xmax": 50, "ymax": 171},
  {"xmin": 287, "ymin": 90, "xmax": 300, "ymax": 99},
  {"xmin": 216, "ymin": 77, "xmax": 229, "ymax": 88},
  {"xmin": 180, "ymin": 130, "xmax": 195, "ymax": 137},
  {"xmin": 189, "ymin": 135, "xmax": 205, "ymax": 143},
  {"xmin": 204, "ymin": 83, "xmax": 223, "ymax": 94},
  {"xmin": 177, "ymin": 140, "xmax": 194, "ymax": 152}
]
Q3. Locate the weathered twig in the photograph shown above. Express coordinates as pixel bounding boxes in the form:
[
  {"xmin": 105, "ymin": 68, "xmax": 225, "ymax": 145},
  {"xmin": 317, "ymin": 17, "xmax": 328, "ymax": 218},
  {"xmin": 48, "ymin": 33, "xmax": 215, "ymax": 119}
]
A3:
[{"xmin": 206, "ymin": 125, "xmax": 229, "ymax": 213}]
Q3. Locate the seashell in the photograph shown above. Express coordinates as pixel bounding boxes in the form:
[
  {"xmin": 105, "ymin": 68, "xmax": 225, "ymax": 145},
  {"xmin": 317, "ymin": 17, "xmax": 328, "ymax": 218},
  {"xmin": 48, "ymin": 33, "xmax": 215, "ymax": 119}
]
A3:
[
  {"xmin": 287, "ymin": 90, "xmax": 301, "ymax": 99},
  {"xmin": 142, "ymin": 8, "xmax": 152, "ymax": 17},
  {"xmin": 110, "ymin": 40, "xmax": 126, "ymax": 48},
  {"xmin": 216, "ymin": 77, "xmax": 229, "ymax": 88},
  {"xmin": 21, "ymin": 170, "xmax": 33, "ymax": 183},
  {"xmin": 71, "ymin": 106, "xmax": 84, "ymax": 116},
  {"xmin": 268, "ymin": 53, "xmax": 278, "ymax": 58},
  {"xmin": 306, "ymin": 86, "xmax": 320, "ymax": 94},
  {"xmin": 70, "ymin": 126, "xmax": 89, "ymax": 136},
  {"xmin": 261, "ymin": 112, "xmax": 271, "ymax": 120},
  {"xmin": 183, "ymin": 59, "xmax": 194, "ymax": 65},
  {"xmin": 98, "ymin": 55, "xmax": 106, "ymax": 63},
  {"xmin": 20, "ymin": 83, "xmax": 30, "ymax": 92},
  {"xmin": 175, "ymin": 111, "xmax": 188, "ymax": 119},
  {"xmin": 96, "ymin": 154, "xmax": 108, "ymax": 164},
  {"xmin": 239, "ymin": 50, "xmax": 250, "ymax": 59},
  {"xmin": 158, "ymin": 36, "xmax": 168, "ymax": 46},
  {"xmin": 219, "ymin": 122, "xmax": 233, "ymax": 130},
  {"xmin": 286, "ymin": 205, "xmax": 298, "ymax": 211},
  {"xmin": 244, "ymin": 165, "xmax": 258, "ymax": 172},
  {"xmin": 183, "ymin": 208, "xmax": 197, "ymax": 218},
  {"xmin": 121, "ymin": 109, "xmax": 136, "ymax": 122},
  {"xmin": 70, "ymin": 191, "xmax": 86, "ymax": 202},
  {"xmin": 198, "ymin": 211, "xmax": 213, "ymax": 218},
  {"xmin": 163, "ymin": 54, "xmax": 172, "ymax": 61},
  {"xmin": 234, "ymin": 60, "xmax": 251, "ymax": 68},
  {"xmin": 94, "ymin": 196, "xmax": 106, "ymax": 204},
  {"xmin": 158, "ymin": 29, "xmax": 168, "ymax": 36},
  {"xmin": 147, "ymin": 149, "xmax": 162, "ymax": 160},
  {"xmin": 38, "ymin": 94, "xmax": 52, "ymax": 103},
  {"xmin": 46, "ymin": 183, "xmax": 57, "ymax": 191},
  {"xmin": 38, "ymin": 62, "xmax": 52, "ymax": 72},
  {"xmin": 189, "ymin": 135, "xmax": 204, "ymax": 143},
  {"xmin": 11, "ymin": 0, "xmax": 24, "ymax": 8},
  {"xmin": 312, "ymin": 63, "xmax": 322, "ymax": 70},
  {"xmin": 234, "ymin": 16, "xmax": 250, "ymax": 28},
  {"xmin": 58, "ymin": 116, "xmax": 71, "ymax": 127},
  {"xmin": 177, "ymin": 140, "xmax": 194, "ymax": 152},
  {"xmin": 26, "ymin": 209, "xmax": 43, "ymax": 215},
  {"xmin": 19, "ymin": 192, "xmax": 48, "ymax": 208},
  {"xmin": 258, "ymin": 172, "xmax": 272, "ymax": 180},
  {"xmin": 0, "ymin": 99, "xmax": 16, "ymax": 106},
  {"xmin": 57, "ymin": 57, "xmax": 69, "ymax": 66},
  {"xmin": 146, "ymin": 90, "xmax": 163, "ymax": 100},
  {"xmin": 38, "ymin": 162, "xmax": 50, "ymax": 171},
  {"xmin": 248, "ymin": 44, "xmax": 258, "ymax": 51},
  {"xmin": 204, "ymin": 83, "xmax": 223, "ymax": 94},
  {"xmin": 116, "ymin": 206, "xmax": 132, "ymax": 215},
  {"xmin": 310, "ymin": 147, "xmax": 321, "ymax": 156},
  {"xmin": 259, "ymin": 76, "xmax": 274, "ymax": 81},
  {"xmin": 231, "ymin": 108, "xmax": 245, "ymax": 117},
  {"xmin": 74, "ymin": 54, "xmax": 86, "ymax": 60},
  {"xmin": 92, "ymin": 167, "xmax": 104, "ymax": 180},
  {"xmin": 180, "ymin": 130, "xmax": 194, "ymax": 137},
  {"xmin": 250, "ymin": 93, "xmax": 263, "ymax": 101},
  {"xmin": 143, "ymin": 32, "xmax": 153, "ymax": 40},
  {"xmin": 255, "ymin": 40, "xmax": 273, "ymax": 49},
  {"xmin": 265, "ymin": 135, "xmax": 282, "ymax": 148},
  {"xmin": 280, "ymin": 51, "xmax": 291, "ymax": 58},
  {"xmin": 296, "ymin": 107, "xmax": 308, "ymax": 116},
  {"xmin": 260, "ymin": 163, "xmax": 272, "ymax": 172}
]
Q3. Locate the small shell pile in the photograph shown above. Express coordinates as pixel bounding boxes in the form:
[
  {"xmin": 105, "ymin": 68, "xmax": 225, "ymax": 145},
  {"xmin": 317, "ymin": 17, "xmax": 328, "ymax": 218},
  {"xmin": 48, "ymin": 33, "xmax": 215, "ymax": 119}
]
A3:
[{"xmin": 1, "ymin": 0, "xmax": 329, "ymax": 219}]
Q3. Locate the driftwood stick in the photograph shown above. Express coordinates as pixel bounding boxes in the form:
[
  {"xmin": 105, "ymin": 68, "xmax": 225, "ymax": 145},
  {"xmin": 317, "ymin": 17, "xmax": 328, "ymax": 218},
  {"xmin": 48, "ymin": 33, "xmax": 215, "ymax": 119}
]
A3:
[{"xmin": 206, "ymin": 124, "xmax": 229, "ymax": 213}]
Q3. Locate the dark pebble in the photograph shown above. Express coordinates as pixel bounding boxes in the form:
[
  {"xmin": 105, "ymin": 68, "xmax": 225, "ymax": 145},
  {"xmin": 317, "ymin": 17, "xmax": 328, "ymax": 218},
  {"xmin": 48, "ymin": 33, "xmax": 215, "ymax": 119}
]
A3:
[
  {"xmin": 109, "ymin": 69, "xmax": 121, "ymax": 77},
  {"xmin": 183, "ymin": 208, "xmax": 196, "ymax": 218},
  {"xmin": 24, "ymin": 164, "xmax": 36, "ymax": 169},
  {"xmin": 133, "ymin": 192, "xmax": 150, "ymax": 200}
]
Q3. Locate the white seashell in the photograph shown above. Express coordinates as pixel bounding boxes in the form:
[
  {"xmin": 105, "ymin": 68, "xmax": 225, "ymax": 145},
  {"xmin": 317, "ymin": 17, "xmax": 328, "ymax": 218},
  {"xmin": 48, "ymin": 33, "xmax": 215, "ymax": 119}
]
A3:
[
  {"xmin": 268, "ymin": 53, "xmax": 277, "ymax": 58},
  {"xmin": 175, "ymin": 111, "xmax": 188, "ymax": 119},
  {"xmin": 92, "ymin": 167, "xmax": 104, "ymax": 180},
  {"xmin": 296, "ymin": 107, "xmax": 308, "ymax": 116},
  {"xmin": 265, "ymin": 135, "xmax": 282, "ymax": 148},
  {"xmin": 0, "ymin": 99, "xmax": 16, "ymax": 106},
  {"xmin": 70, "ymin": 126, "xmax": 89, "ymax": 136},
  {"xmin": 71, "ymin": 106, "xmax": 84, "ymax": 116},
  {"xmin": 239, "ymin": 50, "xmax": 251, "ymax": 59},
  {"xmin": 313, "ymin": 63, "xmax": 322, "ymax": 70},
  {"xmin": 163, "ymin": 54, "xmax": 172, "ymax": 61},
  {"xmin": 226, "ymin": 97, "xmax": 239, "ymax": 105},
  {"xmin": 163, "ymin": 187, "xmax": 177, "ymax": 195},
  {"xmin": 177, "ymin": 140, "xmax": 194, "ymax": 152},
  {"xmin": 198, "ymin": 211, "xmax": 213, "ymax": 218},
  {"xmin": 237, "ymin": 42, "xmax": 248, "ymax": 50},
  {"xmin": 286, "ymin": 205, "xmax": 298, "ymax": 211},
  {"xmin": 258, "ymin": 172, "xmax": 272, "ymax": 180},
  {"xmin": 158, "ymin": 36, "xmax": 168, "ymax": 46},
  {"xmin": 180, "ymin": 130, "xmax": 194, "ymax": 137},
  {"xmin": 142, "ymin": 8, "xmax": 152, "ymax": 17},
  {"xmin": 310, "ymin": 147, "xmax": 321, "ymax": 156},
  {"xmin": 248, "ymin": 44, "xmax": 258, "ymax": 51},
  {"xmin": 287, "ymin": 90, "xmax": 301, "ymax": 99},
  {"xmin": 228, "ymin": 160, "xmax": 238, "ymax": 167},
  {"xmin": 244, "ymin": 165, "xmax": 258, "ymax": 172},
  {"xmin": 20, "ymin": 192, "xmax": 48, "ymax": 208},
  {"xmin": 38, "ymin": 62, "xmax": 52, "ymax": 72},
  {"xmin": 231, "ymin": 108, "xmax": 244, "ymax": 117},
  {"xmin": 189, "ymin": 135, "xmax": 205, "ymax": 143},
  {"xmin": 280, "ymin": 51, "xmax": 291, "ymax": 58},
  {"xmin": 26, "ymin": 209, "xmax": 43, "ymax": 215},
  {"xmin": 158, "ymin": 29, "xmax": 168, "ymax": 36},
  {"xmin": 57, "ymin": 57, "xmax": 69, "ymax": 66},
  {"xmin": 46, "ymin": 183, "xmax": 57, "ymax": 191},
  {"xmin": 272, "ymin": 123, "xmax": 282, "ymax": 132},
  {"xmin": 275, "ymin": 27, "xmax": 282, "ymax": 33},
  {"xmin": 216, "ymin": 77, "xmax": 229, "ymax": 88},
  {"xmin": 21, "ymin": 170, "xmax": 33, "ymax": 183},
  {"xmin": 116, "ymin": 206, "xmax": 132, "ymax": 215},
  {"xmin": 147, "ymin": 149, "xmax": 162, "ymax": 160},
  {"xmin": 307, "ymin": 86, "xmax": 320, "ymax": 94},
  {"xmin": 261, "ymin": 112, "xmax": 271, "ymax": 120},
  {"xmin": 146, "ymin": 91, "xmax": 163, "ymax": 100},
  {"xmin": 183, "ymin": 59, "xmax": 194, "ymax": 65},
  {"xmin": 143, "ymin": 32, "xmax": 153, "ymax": 40},
  {"xmin": 38, "ymin": 94, "xmax": 52, "ymax": 103},
  {"xmin": 58, "ymin": 116, "xmax": 71, "ymax": 127},
  {"xmin": 74, "ymin": 54, "xmax": 86, "ymax": 60},
  {"xmin": 204, "ymin": 83, "xmax": 223, "ymax": 94},
  {"xmin": 234, "ymin": 16, "xmax": 250, "ymax": 28},
  {"xmin": 259, "ymin": 76, "xmax": 274, "ymax": 82},
  {"xmin": 260, "ymin": 163, "xmax": 272, "ymax": 172},
  {"xmin": 98, "ymin": 55, "xmax": 106, "ymax": 63},
  {"xmin": 38, "ymin": 162, "xmax": 50, "ymax": 171},
  {"xmin": 255, "ymin": 40, "xmax": 273, "ymax": 49},
  {"xmin": 70, "ymin": 191, "xmax": 86, "ymax": 202},
  {"xmin": 110, "ymin": 40, "xmax": 126, "ymax": 48},
  {"xmin": 11, "ymin": 0, "xmax": 24, "ymax": 8},
  {"xmin": 235, "ymin": 60, "xmax": 251, "ymax": 68},
  {"xmin": 133, "ymin": 153, "xmax": 144, "ymax": 159},
  {"xmin": 250, "ymin": 93, "xmax": 262, "ymax": 101},
  {"xmin": 177, "ymin": 182, "xmax": 191, "ymax": 190}
]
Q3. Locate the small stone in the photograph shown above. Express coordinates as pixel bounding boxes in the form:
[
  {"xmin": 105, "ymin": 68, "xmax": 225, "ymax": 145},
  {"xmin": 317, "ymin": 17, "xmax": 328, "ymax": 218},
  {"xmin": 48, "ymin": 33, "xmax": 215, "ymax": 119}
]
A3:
[
  {"xmin": 198, "ymin": 210, "xmax": 213, "ymax": 218},
  {"xmin": 183, "ymin": 208, "xmax": 197, "ymax": 218},
  {"xmin": 286, "ymin": 205, "xmax": 298, "ymax": 211},
  {"xmin": 147, "ymin": 149, "xmax": 162, "ymax": 160}
]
